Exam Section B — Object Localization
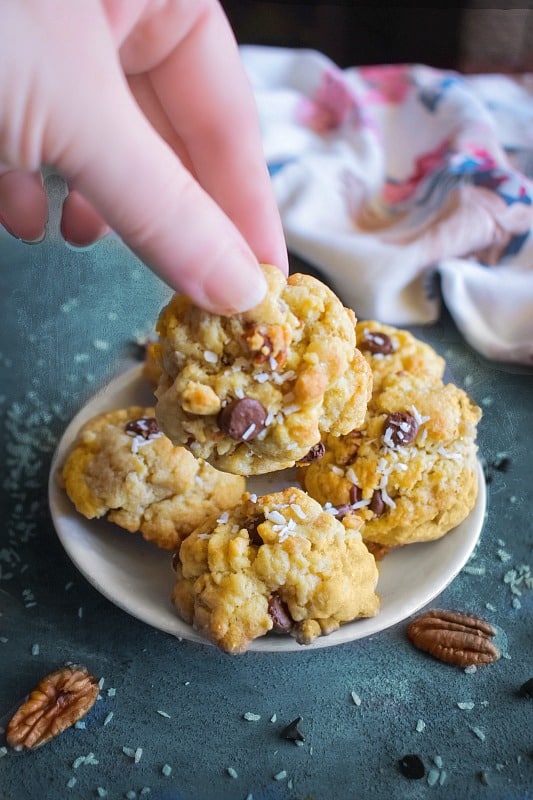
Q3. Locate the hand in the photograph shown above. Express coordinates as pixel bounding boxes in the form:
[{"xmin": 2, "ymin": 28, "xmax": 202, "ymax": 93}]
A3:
[{"xmin": 0, "ymin": 0, "xmax": 288, "ymax": 313}]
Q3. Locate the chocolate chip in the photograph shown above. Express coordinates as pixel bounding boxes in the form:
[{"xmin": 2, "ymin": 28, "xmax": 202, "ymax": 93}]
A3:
[
  {"xmin": 298, "ymin": 441, "xmax": 326, "ymax": 464},
  {"xmin": 242, "ymin": 515, "xmax": 265, "ymax": 546},
  {"xmin": 518, "ymin": 678, "xmax": 533, "ymax": 698},
  {"xmin": 217, "ymin": 398, "xmax": 267, "ymax": 441},
  {"xmin": 493, "ymin": 455, "xmax": 511, "ymax": 472},
  {"xmin": 125, "ymin": 417, "xmax": 160, "ymax": 439},
  {"xmin": 281, "ymin": 716, "xmax": 305, "ymax": 742},
  {"xmin": 349, "ymin": 484, "xmax": 362, "ymax": 504},
  {"xmin": 361, "ymin": 329, "xmax": 394, "ymax": 355},
  {"xmin": 334, "ymin": 504, "xmax": 351, "ymax": 520},
  {"xmin": 268, "ymin": 593, "xmax": 294, "ymax": 634},
  {"xmin": 370, "ymin": 489, "xmax": 385, "ymax": 517},
  {"xmin": 383, "ymin": 411, "xmax": 419, "ymax": 447},
  {"xmin": 398, "ymin": 754, "xmax": 425, "ymax": 780}
]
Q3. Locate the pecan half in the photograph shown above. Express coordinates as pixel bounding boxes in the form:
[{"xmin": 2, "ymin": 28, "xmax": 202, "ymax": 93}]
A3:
[
  {"xmin": 6, "ymin": 665, "xmax": 99, "ymax": 750},
  {"xmin": 406, "ymin": 610, "xmax": 500, "ymax": 667},
  {"xmin": 244, "ymin": 323, "xmax": 291, "ymax": 368}
]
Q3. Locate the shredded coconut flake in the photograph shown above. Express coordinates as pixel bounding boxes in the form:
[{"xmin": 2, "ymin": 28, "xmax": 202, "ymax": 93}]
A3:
[
  {"xmin": 290, "ymin": 503, "xmax": 307, "ymax": 520},
  {"xmin": 266, "ymin": 510, "xmax": 286, "ymax": 525},
  {"xmin": 203, "ymin": 350, "xmax": 218, "ymax": 363},
  {"xmin": 242, "ymin": 423, "xmax": 257, "ymax": 441},
  {"xmin": 410, "ymin": 404, "xmax": 430, "ymax": 426}
]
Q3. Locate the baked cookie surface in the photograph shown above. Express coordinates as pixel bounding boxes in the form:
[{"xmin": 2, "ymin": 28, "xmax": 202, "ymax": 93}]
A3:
[
  {"xmin": 60, "ymin": 406, "xmax": 245, "ymax": 550},
  {"xmin": 172, "ymin": 487, "xmax": 379, "ymax": 654},
  {"xmin": 155, "ymin": 264, "xmax": 372, "ymax": 475},
  {"xmin": 301, "ymin": 372, "xmax": 481, "ymax": 548},
  {"xmin": 356, "ymin": 320, "xmax": 445, "ymax": 397}
]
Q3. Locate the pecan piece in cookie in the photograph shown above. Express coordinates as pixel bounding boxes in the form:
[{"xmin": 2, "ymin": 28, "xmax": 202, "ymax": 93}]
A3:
[
  {"xmin": 244, "ymin": 323, "xmax": 291, "ymax": 367},
  {"xmin": 6, "ymin": 665, "xmax": 99, "ymax": 750},
  {"xmin": 406, "ymin": 610, "xmax": 500, "ymax": 667}
]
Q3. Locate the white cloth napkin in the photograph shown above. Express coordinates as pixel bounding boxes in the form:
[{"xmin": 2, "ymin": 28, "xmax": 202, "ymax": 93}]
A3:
[{"xmin": 242, "ymin": 46, "xmax": 533, "ymax": 365}]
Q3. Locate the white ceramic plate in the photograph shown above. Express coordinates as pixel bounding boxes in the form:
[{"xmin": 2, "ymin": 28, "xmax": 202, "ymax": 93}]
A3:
[{"xmin": 48, "ymin": 365, "xmax": 486, "ymax": 652}]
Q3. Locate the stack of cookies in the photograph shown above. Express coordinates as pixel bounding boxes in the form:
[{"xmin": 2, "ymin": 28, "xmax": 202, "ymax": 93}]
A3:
[{"xmin": 60, "ymin": 265, "xmax": 481, "ymax": 654}]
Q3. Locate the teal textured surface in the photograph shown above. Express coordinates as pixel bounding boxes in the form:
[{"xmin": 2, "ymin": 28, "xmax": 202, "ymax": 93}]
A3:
[{"xmin": 0, "ymin": 212, "xmax": 532, "ymax": 799}]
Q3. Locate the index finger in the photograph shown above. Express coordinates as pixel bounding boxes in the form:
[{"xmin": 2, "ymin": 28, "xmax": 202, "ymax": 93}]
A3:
[{"xmin": 140, "ymin": 2, "xmax": 288, "ymax": 275}]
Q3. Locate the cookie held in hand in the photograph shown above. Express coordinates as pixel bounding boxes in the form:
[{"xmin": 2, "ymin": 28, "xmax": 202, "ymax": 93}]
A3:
[{"xmin": 155, "ymin": 264, "xmax": 372, "ymax": 475}]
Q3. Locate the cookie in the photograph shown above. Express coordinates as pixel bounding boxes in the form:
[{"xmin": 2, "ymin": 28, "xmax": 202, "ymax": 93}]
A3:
[
  {"xmin": 356, "ymin": 320, "xmax": 445, "ymax": 398},
  {"xmin": 155, "ymin": 264, "xmax": 372, "ymax": 475},
  {"xmin": 60, "ymin": 406, "xmax": 245, "ymax": 550},
  {"xmin": 172, "ymin": 487, "xmax": 380, "ymax": 654},
  {"xmin": 301, "ymin": 372, "xmax": 481, "ymax": 548},
  {"xmin": 142, "ymin": 339, "xmax": 163, "ymax": 389}
]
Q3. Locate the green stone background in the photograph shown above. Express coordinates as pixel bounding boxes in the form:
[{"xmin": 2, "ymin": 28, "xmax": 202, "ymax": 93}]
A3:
[{"xmin": 0, "ymin": 172, "xmax": 532, "ymax": 800}]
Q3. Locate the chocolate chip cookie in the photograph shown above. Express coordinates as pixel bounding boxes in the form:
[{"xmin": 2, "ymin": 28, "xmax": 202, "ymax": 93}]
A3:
[
  {"xmin": 171, "ymin": 487, "xmax": 380, "ymax": 653},
  {"xmin": 155, "ymin": 264, "xmax": 372, "ymax": 475},
  {"xmin": 60, "ymin": 406, "xmax": 245, "ymax": 550},
  {"xmin": 301, "ymin": 372, "xmax": 481, "ymax": 548},
  {"xmin": 356, "ymin": 320, "xmax": 445, "ymax": 397}
]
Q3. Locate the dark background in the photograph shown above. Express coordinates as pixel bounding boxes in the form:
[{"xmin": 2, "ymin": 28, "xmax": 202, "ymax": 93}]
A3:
[{"xmin": 221, "ymin": 2, "xmax": 533, "ymax": 72}]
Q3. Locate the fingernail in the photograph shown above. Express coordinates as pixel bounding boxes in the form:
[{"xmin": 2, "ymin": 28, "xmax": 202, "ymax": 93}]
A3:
[
  {"xmin": 203, "ymin": 248, "xmax": 267, "ymax": 315},
  {"xmin": 0, "ymin": 213, "xmax": 46, "ymax": 243}
]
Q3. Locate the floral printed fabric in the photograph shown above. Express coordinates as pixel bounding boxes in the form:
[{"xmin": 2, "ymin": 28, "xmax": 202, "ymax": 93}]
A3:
[{"xmin": 242, "ymin": 46, "xmax": 533, "ymax": 365}]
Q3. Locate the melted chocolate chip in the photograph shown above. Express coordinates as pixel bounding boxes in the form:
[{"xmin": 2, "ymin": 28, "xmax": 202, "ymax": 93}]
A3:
[
  {"xmin": 242, "ymin": 514, "xmax": 265, "ymax": 546},
  {"xmin": 398, "ymin": 754, "xmax": 425, "ymax": 780},
  {"xmin": 334, "ymin": 504, "xmax": 352, "ymax": 521},
  {"xmin": 171, "ymin": 552, "xmax": 180, "ymax": 573},
  {"xmin": 298, "ymin": 441, "xmax": 326, "ymax": 464},
  {"xmin": 217, "ymin": 397, "xmax": 267, "ymax": 441},
  {"xmin": 349, "ymin": 484, "xmax": 362, "ymax": 504},
  {"xmin": 268, "ymin": 593, "xmax": 294, "ymax": 634},
  {"xmin": 383, "ymin": 411, "xmax": 419, "ymax": 447},
  {"xmin": 281, "ymin": 716, "xmax": 305, "ymax": 742},
  {"xmin": 125, "ymin": 417, "xmax": 160, "ymax": 439},
  {"xmin": 370, "ymin": 489, "xmax": 385, "ymax": 517},
  {"xmin": 361, "ymin": 329, "xmax": 394, "ymax": 355}
]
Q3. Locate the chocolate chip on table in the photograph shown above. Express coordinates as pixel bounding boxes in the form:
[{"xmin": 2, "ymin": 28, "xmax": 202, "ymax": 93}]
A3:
[
  {"xmin": 298, "ymin": 441, "xmax": 326, "ymax": 464},
  {"xmin": 398, "ymin": 754, "xmax": 425, "ymax": 780},
  {"xmin": 217, "ymin": 398, "xmax": 267, "ymax": 441},
  {"xmin": 268, "ymin": 593, "xmax": 294, "ymax": 634},
  {"xmin": 125, "ymin": 417, "xmax": 160, "ymax": 439},
  {"xmin": 370, "ymin": 489, "xmax": 385, "ymax": 517},
  {"xmin": 493, "ymin": 455, "xmax": 511, "ymax": 472},
  {"xmin": 361, "ymin": 329, "xmax": 394, "ymax": 355},
  {"xmin": 383, "ymin": 411, "xmax": 419, "ymax": 447},
  {"xmin": 281, "ymin": 716, "xmax": 305, "ymax": 743},
  {"xmin": 518, "ymin": 678, "xmax": 533, "ymax": 698}
]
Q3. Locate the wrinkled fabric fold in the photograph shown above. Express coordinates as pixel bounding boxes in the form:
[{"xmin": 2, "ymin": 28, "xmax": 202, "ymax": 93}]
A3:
[{"xmin": 242, "ymin": 46, "xmax": 533, "ymax": 365}]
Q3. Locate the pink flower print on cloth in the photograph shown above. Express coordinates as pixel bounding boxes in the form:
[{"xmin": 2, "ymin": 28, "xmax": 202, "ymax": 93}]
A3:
[
  {"xmin": 296, "ymin": 68, "xmax": 361, "ymax": 132},
  {"xmin": 383, "ymin": 139, "xmax": 451, "ymax": 205},
  {"xmin": 358, "ymin": 64, "xmax": 414, "ymax": 105}
]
